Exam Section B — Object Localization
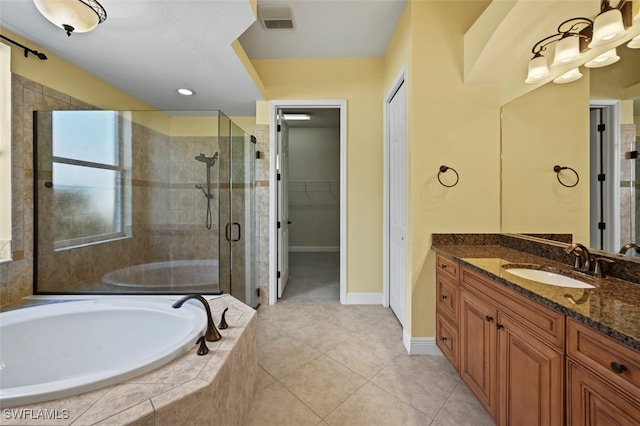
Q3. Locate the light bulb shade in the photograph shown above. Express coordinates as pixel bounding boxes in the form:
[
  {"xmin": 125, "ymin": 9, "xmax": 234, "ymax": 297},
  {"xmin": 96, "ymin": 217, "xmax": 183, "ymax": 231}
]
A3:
[
  {"xmin": 588, "ymin": 8, "xmax": 625, "ymax": 47},
  {"xmin": 584, "ymin": 48, "xmax": 620, "ymax": 67},
  {"xmin": 628, "ymin": 34, "xmax": 640, "ymax": 49},
  {"xmin": 33, "ymin": 0, "xmax": 107, "ymax": 34},
  {"xmin": 553, "ymin": 68, "xmax": 582, "ymax": 84},
  {"xmin": 525, "ymin": 55, "xmax": 550, "ymax": 84},
  {"xmin": 551, "ymin": 35, "xmax": 581, "ymax": 67}
]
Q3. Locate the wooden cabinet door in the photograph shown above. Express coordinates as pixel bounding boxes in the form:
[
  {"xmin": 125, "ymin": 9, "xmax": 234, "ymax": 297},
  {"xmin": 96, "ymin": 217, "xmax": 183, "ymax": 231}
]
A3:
[
  {"xmin": 460, "ymin": 289, "xmax": 498, "ymax": 419},
  {"xmin": 497, "ymin": 314, "xmax": 564, "ymax": 426},
  {"xmin": 567, "ymin": 359, "xmax": 640, "ymax": 426}
]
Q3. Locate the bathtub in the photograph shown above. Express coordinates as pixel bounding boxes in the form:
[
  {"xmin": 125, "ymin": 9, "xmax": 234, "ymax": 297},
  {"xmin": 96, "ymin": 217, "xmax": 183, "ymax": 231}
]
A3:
[
  {"xmin": 0, "ymin": 298, "xmax": 206, "ymax": 408},
  {"xmin": 101, "ymin": 259, "xmax": 219, "ymax": 290}
]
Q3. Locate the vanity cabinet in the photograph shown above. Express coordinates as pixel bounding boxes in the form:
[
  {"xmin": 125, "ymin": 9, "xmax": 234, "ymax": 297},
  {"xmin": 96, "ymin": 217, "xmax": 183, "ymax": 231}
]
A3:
[
  {"xmin": 566, "ymin": 320, "xmax": 640, "ymax": 425},
  {"xmin": 435, "ymin": 255, "xmax": 460, "ymax": 369},
  {"xmin": 458, "ymin": 265, "xmax": 565, "ymax": 425}
]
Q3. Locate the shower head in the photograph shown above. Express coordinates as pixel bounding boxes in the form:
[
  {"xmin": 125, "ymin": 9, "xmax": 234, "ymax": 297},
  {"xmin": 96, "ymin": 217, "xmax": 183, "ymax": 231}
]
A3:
[{"xmin": 195, "ymin": 152, "xmax": 218, "ymax": 167}]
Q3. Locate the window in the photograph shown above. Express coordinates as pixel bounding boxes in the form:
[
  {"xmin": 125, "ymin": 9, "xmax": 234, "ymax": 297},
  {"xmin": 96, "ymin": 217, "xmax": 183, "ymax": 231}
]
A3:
[{"xmin": 51, "ymin": 111, "xmax": 126, "ymax": 250}]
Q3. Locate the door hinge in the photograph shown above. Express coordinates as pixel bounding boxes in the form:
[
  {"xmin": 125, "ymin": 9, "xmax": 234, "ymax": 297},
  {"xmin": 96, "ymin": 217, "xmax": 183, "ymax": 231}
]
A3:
[
  {"xmin": 598, "ymin": 222, "xmax": 606, "ymax": 230},
  {"xmin": 597, "ymin": 123, "xmax": 605, "ymax": 132},
  {"xmin": 277, "ymin": 124, "xmax": 281, "ymax": 132},
  {"xmin": 277, "ymin": 271, "xmax": 281, "ymax": 278},
  {"xmin": 277, "ymin": 173, "xmax": 281, "ymax": 181},
  {"xmin": 627, "ymin": 150, "xmax": 639, "ymax": 159},
  {"xmin": 277, "ymin": 221, "xmax": 281, "ymax": 229},
  {"xmin": 256, "ymin": 288, "xmax": 260, "ymax": 297},
  {"xmin": 597, "ymin": 173, "xmax": 606, "ymax": 182}
]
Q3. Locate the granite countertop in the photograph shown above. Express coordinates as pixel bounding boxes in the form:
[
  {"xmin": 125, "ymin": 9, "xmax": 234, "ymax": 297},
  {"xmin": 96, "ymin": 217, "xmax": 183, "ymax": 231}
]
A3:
[{"xmin": 432, "ymin": 244, "xmax": 640, "ymax": 352}]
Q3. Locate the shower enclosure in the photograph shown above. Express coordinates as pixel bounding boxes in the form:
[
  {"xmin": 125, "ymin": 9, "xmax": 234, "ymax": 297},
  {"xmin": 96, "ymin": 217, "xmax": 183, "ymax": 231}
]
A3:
[{"xmin": 33, "ymin": 110, "xmax": 258, "ymax": 307}]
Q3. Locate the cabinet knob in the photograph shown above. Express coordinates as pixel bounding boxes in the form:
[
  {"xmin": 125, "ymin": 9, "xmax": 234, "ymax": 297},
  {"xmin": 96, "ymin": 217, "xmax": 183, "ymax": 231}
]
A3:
[
  {"xmin": 440, "ymin": 263, "xmax": 448, "ymax": 269},
  {"xmin": 485, "ymin": 315, "xmax": 493, "ymax": 322},
  {"xmin": 496, "ymin": 323, "xmax": 504, "ymax": 330},
  {"xmin": 440, "ymin": 336, "xmax": 448, "ymax": 342},
  {"xmin": 610, "ymin": 362, "xmax": 627, "ymax": 374},
  {"xmin": 441, "ymin": 295, "xmax": 448, "ymax": 300}
]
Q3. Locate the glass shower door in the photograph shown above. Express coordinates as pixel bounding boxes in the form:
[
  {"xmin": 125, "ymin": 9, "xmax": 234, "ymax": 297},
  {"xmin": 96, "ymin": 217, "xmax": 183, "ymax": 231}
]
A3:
[{"xmin": 229, "ymin": 122, "xmax": 257, "ymax": 307}]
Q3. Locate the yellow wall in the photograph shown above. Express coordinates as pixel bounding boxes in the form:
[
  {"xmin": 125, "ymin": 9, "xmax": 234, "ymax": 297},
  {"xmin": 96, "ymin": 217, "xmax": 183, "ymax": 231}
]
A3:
[
  {"xmin": 3, "ymin": 28, "xmax": 153, "ymax": 112},
  {"xmin": 386, "ymin": 1, "xmax": 501, "ymax": 337},
  {"xmin": 252, "ymin": 57, "xmax": 384, "ymax": 294},
  {"xmin": 501, "ymin": 78, "xmax": 590, "ymax": 243}
]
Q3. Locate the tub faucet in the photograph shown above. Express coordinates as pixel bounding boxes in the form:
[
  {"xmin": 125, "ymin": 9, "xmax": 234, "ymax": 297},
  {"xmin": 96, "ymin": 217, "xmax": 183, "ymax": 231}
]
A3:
[
  {"xmin": 564, "ymin": 243, "xmax": 591, "ymax": 272},
  {"xmin": 172, "ymin": 294, "xmax": 221, "ymax": 342},
  {"xmin": 619, "ymin": 243, "xmax": 640, "ymax": 255}
]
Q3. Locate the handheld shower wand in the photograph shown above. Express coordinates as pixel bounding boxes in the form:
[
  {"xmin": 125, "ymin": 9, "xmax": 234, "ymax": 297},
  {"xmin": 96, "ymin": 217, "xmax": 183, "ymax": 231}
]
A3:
[{"xmin": 195, "ymin": 153, "xmax": 218, "ymax": 229}]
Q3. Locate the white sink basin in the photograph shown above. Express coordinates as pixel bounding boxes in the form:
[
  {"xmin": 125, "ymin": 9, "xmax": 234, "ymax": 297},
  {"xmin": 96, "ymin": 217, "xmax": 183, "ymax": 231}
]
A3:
[{"xmin": 504, "ymin": 268, "xmax": 595, "ymax": 289}]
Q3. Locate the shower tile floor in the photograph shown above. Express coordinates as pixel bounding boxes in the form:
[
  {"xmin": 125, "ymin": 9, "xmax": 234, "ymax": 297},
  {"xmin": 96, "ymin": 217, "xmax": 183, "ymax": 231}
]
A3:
[
  {"xmin": 281, "ymin": 252, "xmax": 340, "ymax": 301},
  {"xmin": 244, "ymin": 300, "xmax": 494, "ymax": 426}
]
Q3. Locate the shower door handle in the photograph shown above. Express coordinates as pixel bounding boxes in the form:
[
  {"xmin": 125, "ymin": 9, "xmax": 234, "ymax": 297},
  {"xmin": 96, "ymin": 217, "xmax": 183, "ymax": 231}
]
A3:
[
  {"xmin": 225, "ymin": 223, "xmax": 231, "ymax": 242},
  {"xmin": 232, "ymin": 222, "xmax": 241, "ymax": 242}
]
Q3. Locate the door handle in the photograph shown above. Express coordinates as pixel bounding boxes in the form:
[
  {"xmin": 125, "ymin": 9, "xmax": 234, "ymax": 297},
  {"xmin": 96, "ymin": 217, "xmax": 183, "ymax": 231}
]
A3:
[
  {"xmin": 225, "ymin": 223, "xmax": 231, "ymax": 242},
  {"xmin": 232, "ymin": 222, "xmax": 241, "ymax": 242},
  {"xmin": 287, "ymin": 220, "xmax": 292, "ymax": 224}
]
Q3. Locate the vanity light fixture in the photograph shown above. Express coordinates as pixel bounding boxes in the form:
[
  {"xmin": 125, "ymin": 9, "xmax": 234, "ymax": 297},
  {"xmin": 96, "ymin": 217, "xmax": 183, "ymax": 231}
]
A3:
[
  {"xmin": 588, "ymin": 0, "xmax": 626, "ymax": 48},
  {"xmin": 283, "ymin": 113, "xmax": 311, "ymax": 121},
  {"xmin": 177, "ymin": 88, "xmax": 194, "ymax": 96},
  {"xmin": 524, "ymin": 0, "xmax": 633, "ymax": 84},
  {"xmin": 553, "ymin": 68, "xmax": 583, "ymax": 84},
  {"xmin": 33, "ymin": 0, "xmax": 107, "ymax": 36},
  {"xmin": 525, "ymin": 17, "xmax": 593, "ymax": 84},
  {"xmin": 584, "ymin": 48, "xmax": 620, "ymax": 67}
]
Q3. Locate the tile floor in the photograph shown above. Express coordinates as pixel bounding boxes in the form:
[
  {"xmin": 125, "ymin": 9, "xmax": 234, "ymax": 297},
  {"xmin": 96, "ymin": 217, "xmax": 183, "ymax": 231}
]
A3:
[
  {"xmin": 244, "ymin": 300, "xmax": 495, "ymax": 426},
  {"xmin": 281, "ymin": 252, "xmax": 340, "ymax": 301}
]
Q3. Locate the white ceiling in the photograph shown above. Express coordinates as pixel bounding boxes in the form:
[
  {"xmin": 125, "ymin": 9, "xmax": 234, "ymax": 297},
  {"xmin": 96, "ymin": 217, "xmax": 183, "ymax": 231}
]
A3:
[{"xmin": 0, "ymin": 0, "xmax": 406, "ymax": 116}]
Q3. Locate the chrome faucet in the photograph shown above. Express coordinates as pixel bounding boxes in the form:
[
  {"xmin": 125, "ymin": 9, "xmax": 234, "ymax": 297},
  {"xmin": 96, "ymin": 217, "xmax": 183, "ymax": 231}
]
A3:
[
  {"xmin": 619, "ymin": 243, "xmax": 640, "ymax": 255},
  {"xmin": 172, "ymin": 294, "xmax": 222, "ymax": 342},
  {"xmin": 564, "ymin": 243, "xmax": 591, "ymax": 272}
]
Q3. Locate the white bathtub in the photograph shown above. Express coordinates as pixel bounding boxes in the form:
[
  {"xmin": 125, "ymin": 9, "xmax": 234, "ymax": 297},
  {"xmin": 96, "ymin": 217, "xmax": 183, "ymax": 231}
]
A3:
[
  {"xmin": 101, "ymin": 259, "xmax": 219, "ymax": 290},
  {"xmin": 0, "ymin": 298, "xmax": 206, "ymax": 408}
]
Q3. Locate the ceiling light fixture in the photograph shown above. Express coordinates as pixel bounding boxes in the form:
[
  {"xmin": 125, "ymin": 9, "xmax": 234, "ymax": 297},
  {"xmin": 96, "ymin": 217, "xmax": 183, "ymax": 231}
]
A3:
[
  {"xmin": 33, "ymin": 0, "xmax": 107, "ymax": 37},
  {"xmin": 283, "ymin": 114, "xmax": 311, "ymax": 121},
  {"xmin": 525, "ymin": 0, "xmax": 633, "ymax": 85},
  {"xmin": 177, "ymin": 88, "xmax": 194, "ymax": 96}
]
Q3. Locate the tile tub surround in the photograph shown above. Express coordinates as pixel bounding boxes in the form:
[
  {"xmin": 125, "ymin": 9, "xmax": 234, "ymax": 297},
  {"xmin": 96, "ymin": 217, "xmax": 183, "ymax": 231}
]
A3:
[
  {"xmin": 432, "ymin": 235, "xmax": 640, "ymax": 352},
  {"xmin": 0, "ymin": 295, "xmax": 256, "ymax": 426}
]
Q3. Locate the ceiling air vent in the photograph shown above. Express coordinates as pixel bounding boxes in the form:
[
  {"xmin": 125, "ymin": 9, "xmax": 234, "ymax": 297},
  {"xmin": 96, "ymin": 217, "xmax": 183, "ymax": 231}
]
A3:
[{"xmin": 258, "ymin": 6, "xmax": 295, "ymax": 30}]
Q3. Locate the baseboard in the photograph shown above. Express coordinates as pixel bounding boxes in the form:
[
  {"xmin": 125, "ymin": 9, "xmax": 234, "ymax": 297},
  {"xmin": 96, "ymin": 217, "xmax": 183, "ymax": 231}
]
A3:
[
  {"xmin": 289, "ymin": 246, "xmax": 340, "ymax": 252},
  {"xmin": 345, "ymin": 292, "xmax": 383, "ymax": 305},
  {"xmin": 403, "ymin": 330, "xmax": 443, "ymax": 355}
]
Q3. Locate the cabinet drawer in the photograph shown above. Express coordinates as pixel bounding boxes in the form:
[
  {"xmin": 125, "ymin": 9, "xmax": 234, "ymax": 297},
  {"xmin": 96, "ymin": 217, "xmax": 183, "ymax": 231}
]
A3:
[
  {"xmin": 436, "ymin": 313, "xmax": 459, "ymax": 370},
  {"xmin": 567, "ymin": 319, "xmax": 640, "ymax": 395},
  {"xmin": 461, "ymin": 267, "xmax": 565, "ymax": 350},
  {"xmin": 436, "ymin": 254, "xmax": 459, "ymax": 281},
  {"xmin": 436, "ymin": 274, "xmax": 459, "ymax": 323}
]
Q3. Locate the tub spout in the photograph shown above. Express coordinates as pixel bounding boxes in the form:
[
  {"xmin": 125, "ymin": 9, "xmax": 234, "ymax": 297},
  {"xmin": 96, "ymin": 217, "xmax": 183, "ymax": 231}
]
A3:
[{"xmin": 172, "ymin": 295, "xmax": 221, "ymax": 342}]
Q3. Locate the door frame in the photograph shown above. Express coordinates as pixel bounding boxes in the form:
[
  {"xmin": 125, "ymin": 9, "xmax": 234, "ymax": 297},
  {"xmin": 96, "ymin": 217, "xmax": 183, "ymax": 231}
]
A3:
[
  {"xmin": 268, "ymin": 100, "xmax": 347, "ymax": 305},
  {"xmin": 589, "ymin": 100, "xmax": 620, "ymax": 252},
  {"xmin": 383, "ymin": 66, "xmax": 408, "ymax": 314}
]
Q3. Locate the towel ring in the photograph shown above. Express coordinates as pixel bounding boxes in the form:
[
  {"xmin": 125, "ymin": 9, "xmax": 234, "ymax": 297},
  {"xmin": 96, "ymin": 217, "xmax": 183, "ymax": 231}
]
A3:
[
  {"xmin": 438, "ymin": 165, "xmax": 459, "ymax": 188},
  {"xmin": 553, "ymin": 165, "xmax": 579, "ymax": 188}
]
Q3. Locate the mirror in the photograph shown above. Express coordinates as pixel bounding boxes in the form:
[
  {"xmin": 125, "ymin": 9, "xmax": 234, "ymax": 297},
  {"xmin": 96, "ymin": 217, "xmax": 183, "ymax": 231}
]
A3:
[{"xmin": 501, "ymin": 39, "xmax": 640, "ymax": 258}]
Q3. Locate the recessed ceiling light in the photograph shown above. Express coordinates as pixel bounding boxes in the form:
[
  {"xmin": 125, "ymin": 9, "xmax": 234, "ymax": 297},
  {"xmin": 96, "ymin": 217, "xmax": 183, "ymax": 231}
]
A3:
[{"xmin": 177, "ymin": 88, "xmax": 194, "ymax": 96}]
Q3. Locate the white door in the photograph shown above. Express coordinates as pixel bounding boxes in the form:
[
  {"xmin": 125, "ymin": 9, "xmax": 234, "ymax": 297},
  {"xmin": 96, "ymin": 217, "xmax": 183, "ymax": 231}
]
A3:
[
  {"xmin": 389, "ymin": 82, "xmax": 406, "ymax": 326},
  {"xmin": 277, "ymin": 111, "xmax": 290, "ymax": 298}
]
